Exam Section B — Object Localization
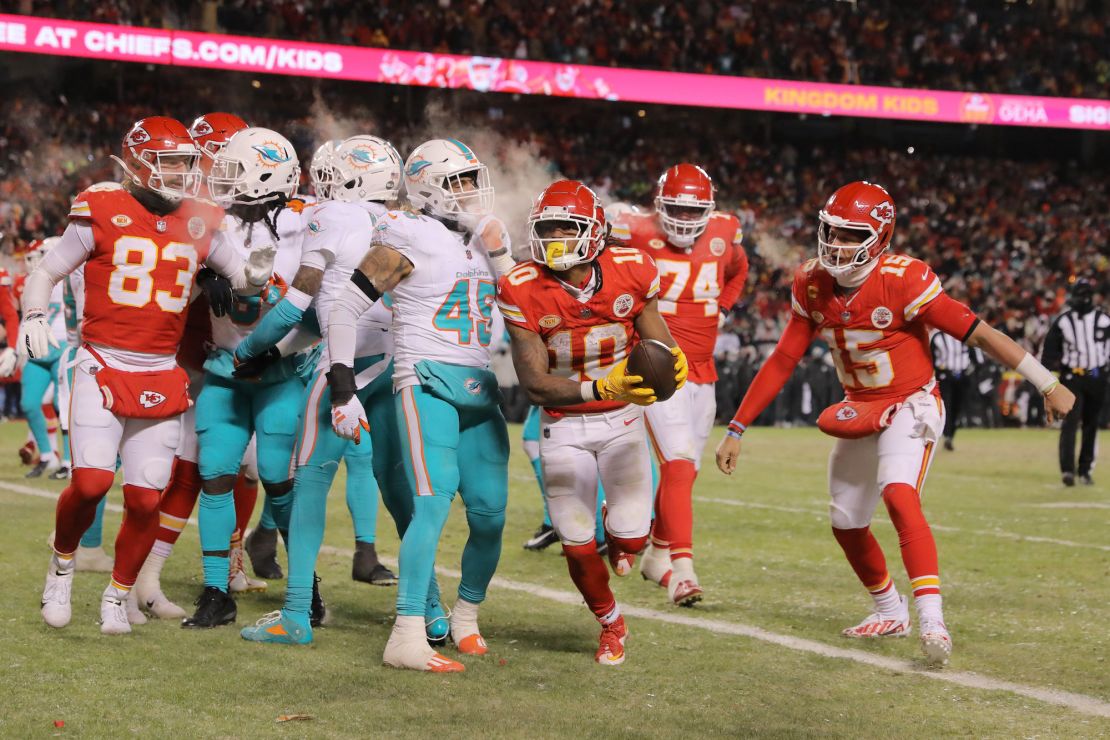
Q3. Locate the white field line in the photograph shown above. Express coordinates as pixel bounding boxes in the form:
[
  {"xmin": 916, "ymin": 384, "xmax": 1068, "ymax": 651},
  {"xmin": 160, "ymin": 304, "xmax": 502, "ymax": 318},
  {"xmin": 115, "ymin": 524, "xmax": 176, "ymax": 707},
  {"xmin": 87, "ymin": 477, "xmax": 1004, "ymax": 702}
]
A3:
[
  {"xmin": 4, "ymin": 479, "xmax": 1109, "ymax": 720},
  {"xmin": 695, "ymin": 496, "xmax": 1110, "ymax": 552},
  {"xmin": 1028, "ymin": 502, "xmax": 1110, "ymax": 510}
]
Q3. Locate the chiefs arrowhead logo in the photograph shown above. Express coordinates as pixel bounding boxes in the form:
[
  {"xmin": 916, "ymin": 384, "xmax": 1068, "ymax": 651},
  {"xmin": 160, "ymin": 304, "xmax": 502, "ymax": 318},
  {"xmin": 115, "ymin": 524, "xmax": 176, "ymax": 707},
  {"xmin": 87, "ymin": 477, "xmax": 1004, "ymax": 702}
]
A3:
[
  {"xmin": 835, "ymin": 406, "xmax": 859, "ymax": 421},
  {"xmin": 139, "ymin": 390, "xmax": 167, "ymax": 409},
  {"xmin": 869, "ymin": 201, "xmax": 894, "ymax": 227},
  {"xmin": 126, "ymin": 126, "xmax": 151, "ymax": 147}
]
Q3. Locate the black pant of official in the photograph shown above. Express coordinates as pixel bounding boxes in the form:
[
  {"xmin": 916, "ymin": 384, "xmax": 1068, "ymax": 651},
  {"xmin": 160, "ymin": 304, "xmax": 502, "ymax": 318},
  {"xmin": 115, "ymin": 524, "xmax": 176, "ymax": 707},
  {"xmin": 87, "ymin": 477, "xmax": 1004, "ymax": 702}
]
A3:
[
  {"xmin": 938, "ymin": 372, "xmax": 973, "ymax": 442},
  {"xmin": 1059, "ymin": 373, "xmax": 1107, "ymax": 477}
]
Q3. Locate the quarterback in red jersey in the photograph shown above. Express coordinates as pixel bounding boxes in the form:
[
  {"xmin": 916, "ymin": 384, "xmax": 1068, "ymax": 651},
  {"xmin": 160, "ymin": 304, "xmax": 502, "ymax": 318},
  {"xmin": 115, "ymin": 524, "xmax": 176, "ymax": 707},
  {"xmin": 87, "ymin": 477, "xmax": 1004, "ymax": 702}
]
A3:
[
  {"xmin": 498, "ymin": 180, "xmax": 688, "ymax": 666},
  {"xmin": 716, "ymin": 181, "xmax": 1074, "ymax": 666},
  {"xmin": 612, "ymin": 163, "xmax": 748, "ymax": 606},
  {"xmin": 22, "ymin": 116, "xmax": 275, "ymax": 635}
]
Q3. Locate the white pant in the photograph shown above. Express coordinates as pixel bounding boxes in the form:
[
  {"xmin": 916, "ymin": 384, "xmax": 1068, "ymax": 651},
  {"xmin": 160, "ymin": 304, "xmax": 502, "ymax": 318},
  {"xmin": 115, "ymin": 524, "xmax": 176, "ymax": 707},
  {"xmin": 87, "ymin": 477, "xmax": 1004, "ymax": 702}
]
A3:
[
  {"xmin": 56, "ymin": 348, "xmax": 76, "ymax": 433},
  {"xmin": 644, "ymin": 380, "xmax": 716, "ymax": 469},
  {"xmin": 540, "ymin": 404, "xmax": 653, "ymax": 545},
  {"xmin": 827, "ymin": 398, "xmax": 946, "ymax": 529},
  {"xmin": 69, "ymin": 347, "xmax": 180, "ymax": 489}
]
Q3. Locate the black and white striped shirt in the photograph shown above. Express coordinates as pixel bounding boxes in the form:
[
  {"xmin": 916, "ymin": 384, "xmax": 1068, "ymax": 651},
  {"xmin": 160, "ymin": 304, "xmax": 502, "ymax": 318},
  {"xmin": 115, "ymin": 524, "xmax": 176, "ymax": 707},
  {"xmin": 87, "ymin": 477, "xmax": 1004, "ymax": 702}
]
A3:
[
  {"xmin": 1042, "ymin": 309, "xmax": 1110, "ymax": 372},
  {"xmin": 930, "ymin": 331, "xmax": 978, "ymax": 375}
]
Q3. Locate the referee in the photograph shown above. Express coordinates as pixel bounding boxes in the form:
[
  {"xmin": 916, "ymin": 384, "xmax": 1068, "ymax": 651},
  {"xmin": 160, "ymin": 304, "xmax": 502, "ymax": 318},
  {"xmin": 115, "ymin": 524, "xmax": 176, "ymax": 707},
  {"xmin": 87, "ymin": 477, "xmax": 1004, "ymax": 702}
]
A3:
[
  {"xmin": 1041, "ymin": 279, "xmax": 1110, "ymax": 486},
  {"xmin": 930, "ymin": 330, "xmax": 984, "ymax": 451}
]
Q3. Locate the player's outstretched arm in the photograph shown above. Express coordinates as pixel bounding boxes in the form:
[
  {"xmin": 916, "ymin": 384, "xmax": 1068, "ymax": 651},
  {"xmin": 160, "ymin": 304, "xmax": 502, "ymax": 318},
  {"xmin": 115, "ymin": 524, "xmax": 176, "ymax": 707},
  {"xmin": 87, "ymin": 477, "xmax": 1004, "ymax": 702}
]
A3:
[{"xmin": 965, "ymin": 322, "xmax": 1075, "ymax": 423}]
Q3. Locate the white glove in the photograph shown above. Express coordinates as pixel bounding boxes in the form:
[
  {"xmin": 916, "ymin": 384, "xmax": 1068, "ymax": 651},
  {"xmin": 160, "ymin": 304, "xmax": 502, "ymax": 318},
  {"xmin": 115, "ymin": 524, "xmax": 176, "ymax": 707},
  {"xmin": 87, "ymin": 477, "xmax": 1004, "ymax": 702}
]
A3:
[
  {"xmin": 331, "ymin": 394, "xmax": 370, "ymax": 444},
  {"xmin": 244, "ymin": 245, "xmax": 278, "ymax": 289},
  {"xmin": 16, "ymin": 312, "xmax": 59, "ymax": 359},
  {"xmin": 0, "ymin": 347, "xmax": 17, "ymax": 376}
]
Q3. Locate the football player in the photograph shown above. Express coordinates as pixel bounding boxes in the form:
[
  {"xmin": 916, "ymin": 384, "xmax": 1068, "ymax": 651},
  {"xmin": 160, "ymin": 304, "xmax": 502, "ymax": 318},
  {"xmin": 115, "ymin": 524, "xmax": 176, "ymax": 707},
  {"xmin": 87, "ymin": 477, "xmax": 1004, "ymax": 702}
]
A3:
[
  {"xmin": 613, "ymin": 164, "xmax": 748, "ymax": 606},
  {"xmin": 715, "ymin": 181, "xmax": 1075, "ymax": 666},
  {"xmin": 324, "ymin": 138, "xmax": 509, "ymax": 672},
  {"xmin": 27, "ymin": 116, "xmax": 275, "ymax": 634},
  {"xmin": 497, "ymin": 180, "xmax": 687, "ymax": 665}
]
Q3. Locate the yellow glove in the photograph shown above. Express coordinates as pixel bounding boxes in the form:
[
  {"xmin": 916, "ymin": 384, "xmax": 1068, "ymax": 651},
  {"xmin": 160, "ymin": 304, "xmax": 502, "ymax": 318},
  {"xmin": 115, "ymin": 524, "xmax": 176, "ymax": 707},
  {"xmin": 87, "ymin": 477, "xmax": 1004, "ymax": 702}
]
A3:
[
  {"xmin": 594, "ymin": 359, "xmax": 656, "ymax": 406},
  {"xmin": 671, "ymin": 346, "xmax": 688, "ymax": 390}
]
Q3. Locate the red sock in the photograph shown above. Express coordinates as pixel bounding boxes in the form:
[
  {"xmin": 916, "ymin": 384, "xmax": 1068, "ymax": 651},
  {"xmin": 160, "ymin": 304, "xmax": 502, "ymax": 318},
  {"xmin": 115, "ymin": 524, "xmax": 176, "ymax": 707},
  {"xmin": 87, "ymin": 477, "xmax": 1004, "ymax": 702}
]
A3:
[
  {"xmin": 654, "ymin": 460, "xmax": 697, "ymax": 561},
  {"xmin": 54, "ymin": 468, "xmax": 116, "ymax": 554},
  {"xmin": 232, "ymin": 473, "xmax": 259, "ymax": 542},
  {"xmin": 831, "ymin": 525, "xmax": 890, "ymax": 591},
  {"xmin": 882, "ymin": 483, "xmax": 940, "ymax": 597},
  {"xmin": 112, "ymin": 484, "xmax": 161, "ymax": 588},
  {"xmin": 156, "ymin": 457, "xmax": 201, "ymax": 546},
  {"xmin": 562, "ymin": 542, "xmax": 618, "ymax": 623}
]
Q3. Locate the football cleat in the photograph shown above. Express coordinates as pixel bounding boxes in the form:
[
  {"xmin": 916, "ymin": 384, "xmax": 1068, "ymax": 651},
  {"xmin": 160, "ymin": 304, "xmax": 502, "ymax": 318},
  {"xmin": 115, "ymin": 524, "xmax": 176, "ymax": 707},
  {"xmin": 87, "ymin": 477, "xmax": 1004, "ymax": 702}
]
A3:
[
  {"xmin": 920, "ymin": 620, "xmax": 952, "ymax": 667},
  {"xmin": 244, "ymin": 526, "xmax": 283, "ymax": 579},
  {"xmin": 595, "ymin": 616, "xmax": 628, "ymax": 666},
  {"xmin": 425, "ymin": 599, "xmax": 450, "ymax": 646},
  {"xmin": 310, "ymin": 574, "xmax": 328, "ymax": 627},
  {"xmin": 125, "ymin": 590, "xmax": 147, "ymax": 625},
  {"xmin": 19, "ymin": 440, "xmax": 37, "ymax": 465},
  {"xmin": 449, "ymin": 602, "xmax": 487, "ymax": 656},
  {"xmin": 352, "ymin": 541, "xmax": 396, "ymax": 585},
  {"xmin": 523, "ymin": 523, "xmax": 559, "ymax": 551},
  {"xmin": 240, "ymin": 610, "xmax": 313, "ymax": 645},
  {"xmin": 182, "ymin": 586, "xmax": 237, "ymax": 628},
  {"xmin": 639, "ymin": 543, "xmax": 672, "ymax": 588},
  {"xmin": 1080, "ymin": 474, "xmax": 1095, "ymax": 486},
  {"xmin": 228, "ymin": 546, "xmax": 267, "ymax": 593},
  {"xmin": 100, "ymin": 588, "xmax": 132, "ymax": 635},
  {"xmin": 25, "ymin": 457, "xmax": 60, "ymax": 479},
  {"xmin": 75, "ymin": 545, "xmax": 115, "ymax": 573},
  {"xmin": 383, "ymin": 621, "xmax": 465, "ymax": 673},
  {"xmin": 668, "ymin": 576, "xmax": 704, "ymax": 607},
  {"xmin": 1062, "ymin": 472, "xmax": 1076, "ymax": 487},
  {"xmin": 40, "ymin": 557, "xmax": 74, "ymax": 628},
  {"xmin": 49, "ymin": 465, "xmax": 72, "ymax": 480},
  {"xmin": 842, "ymin": 596, "xmax": 911, "ymax": 638},
  {"xmin": 138, "ymin": 586, "xmax": 187, "ymax": 620}
]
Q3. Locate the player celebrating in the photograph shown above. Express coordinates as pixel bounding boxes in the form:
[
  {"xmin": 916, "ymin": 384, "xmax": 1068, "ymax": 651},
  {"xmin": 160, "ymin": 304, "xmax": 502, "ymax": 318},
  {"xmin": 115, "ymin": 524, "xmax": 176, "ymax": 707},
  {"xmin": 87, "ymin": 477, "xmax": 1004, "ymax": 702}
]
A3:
[
  {"xmin": 497, "ymin": 179, "xmax": 687, "ymax": 666},
  {"xmin": 612, "ymin": 164, "xmax": 748, "ymax": 606},
  {"xmin": 715, "ymin": 181, "xmax": 1075, "ymax": 666},
  {"xmin": 27, "ymin": 116, "xmax": 274, "ymax": 635}
]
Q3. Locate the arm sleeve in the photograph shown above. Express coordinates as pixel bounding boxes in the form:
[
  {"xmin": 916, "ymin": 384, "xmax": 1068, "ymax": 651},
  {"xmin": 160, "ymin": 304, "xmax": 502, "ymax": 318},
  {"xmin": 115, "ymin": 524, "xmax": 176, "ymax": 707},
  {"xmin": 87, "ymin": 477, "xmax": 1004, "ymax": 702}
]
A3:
[
  {"xmin": 718, "ymin": 240, "xmax": 749, "ymax": 311},
  {"xmin": 1039, "ymin": 316, "xmax": 1064, "ymax": 371},
  {"xmin": 327, "ymin": 282, "xmax": 376, "ymax": 369},
  {"xmin": 22, "ymin": 223, "xmax": 93, "ymax": 314},
  {"xmin": 730, "ymin": 313, "xmax": 816, "ymax": 429},
  {"xmin": 233, "ymin": 287, "xmax": 314, "ymax": 360},
  {"xmin": 204, "ymin": 232, "xmax": 264, "ymax": 296}
]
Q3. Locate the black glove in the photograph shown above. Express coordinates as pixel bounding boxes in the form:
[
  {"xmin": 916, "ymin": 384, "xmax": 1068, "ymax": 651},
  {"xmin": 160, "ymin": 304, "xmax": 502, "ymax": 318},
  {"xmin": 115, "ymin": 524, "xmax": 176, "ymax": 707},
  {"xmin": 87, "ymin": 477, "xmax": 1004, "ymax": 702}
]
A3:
[
  {"xmin": 326, "ymin": 364, "xmax": 357, "ymax": 406},
  {"xmin": 196, "ymin": 268, "xmax": 234, "ymax": 318},
  {"xmin": 232, "ymin": 347, "xmax": 281, "ymax": 380}
]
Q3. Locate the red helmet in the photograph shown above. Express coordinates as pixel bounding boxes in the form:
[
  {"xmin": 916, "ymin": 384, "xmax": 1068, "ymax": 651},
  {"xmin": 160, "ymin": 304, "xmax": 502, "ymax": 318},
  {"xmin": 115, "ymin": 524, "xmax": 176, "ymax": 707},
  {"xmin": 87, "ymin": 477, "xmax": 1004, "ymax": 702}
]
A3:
[
  {"xmin": 817, "ymin": 181, "xmax": 896, "ymax": 282},
  {"xmin": 654, "ymin": 163, "xmax": 715, "ymax": 248},
  {"xmin": 113, "ymin": 116, "xmax": 202, "ymax": 200},
  {"xmin": 528, "ymin": 179, "xmax": 606, "ymax": 271},
  {"xmin": 189, "ymin": 112, "xmax": 249, "ymax": 166}
]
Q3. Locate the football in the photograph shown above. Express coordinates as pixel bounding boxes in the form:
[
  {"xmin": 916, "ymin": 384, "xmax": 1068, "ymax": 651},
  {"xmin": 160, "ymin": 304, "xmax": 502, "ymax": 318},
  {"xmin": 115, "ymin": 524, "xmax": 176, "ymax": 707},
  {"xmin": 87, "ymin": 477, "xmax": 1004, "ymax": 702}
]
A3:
[{"xmin": 627, "ymin": 339, "xmax": 678, "ymax": 401}]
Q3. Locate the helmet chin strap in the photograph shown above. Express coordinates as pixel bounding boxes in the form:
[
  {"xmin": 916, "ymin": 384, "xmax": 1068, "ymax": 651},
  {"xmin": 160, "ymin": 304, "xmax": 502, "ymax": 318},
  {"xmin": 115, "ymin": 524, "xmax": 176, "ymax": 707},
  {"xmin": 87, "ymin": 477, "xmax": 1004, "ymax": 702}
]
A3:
[
  {"xmin": 833, "ymin": 256, "xmax": 879, "ymax": 288},
  {"xmin": 669, "ymin": 233, "xmax": 696, "ymax": 249}
]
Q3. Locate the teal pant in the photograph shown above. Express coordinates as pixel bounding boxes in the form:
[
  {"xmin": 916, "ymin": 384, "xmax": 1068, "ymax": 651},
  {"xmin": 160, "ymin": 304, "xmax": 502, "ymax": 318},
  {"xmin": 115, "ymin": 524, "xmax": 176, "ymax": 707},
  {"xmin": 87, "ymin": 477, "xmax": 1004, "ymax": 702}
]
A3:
[
  {"xmin": 21, "ymin": 346, "xmax": 61, "ymax": 455},
  {"xmin": 395, "ymin": 384, "xmax": 509, "ymax": 615}
]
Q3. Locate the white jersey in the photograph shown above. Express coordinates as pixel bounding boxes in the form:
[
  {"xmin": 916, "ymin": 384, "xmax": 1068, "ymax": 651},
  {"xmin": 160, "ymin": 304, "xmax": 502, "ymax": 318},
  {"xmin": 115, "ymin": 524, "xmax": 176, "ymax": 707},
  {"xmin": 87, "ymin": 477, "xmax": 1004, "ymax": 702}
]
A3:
[
  {"xmin": 301, "ymin": 200, "xmax": 392, "ymax": 368},
  {"xmin": 63, "ymin": 265, "xmax": 85, "ymax": 347},
  {"xmin": 209, "ymin": 207, "xmax": 306, "ymax": 351},
  {"xmin": 375, "ymin": 210, "xmax": 496, "ymax": 390}
]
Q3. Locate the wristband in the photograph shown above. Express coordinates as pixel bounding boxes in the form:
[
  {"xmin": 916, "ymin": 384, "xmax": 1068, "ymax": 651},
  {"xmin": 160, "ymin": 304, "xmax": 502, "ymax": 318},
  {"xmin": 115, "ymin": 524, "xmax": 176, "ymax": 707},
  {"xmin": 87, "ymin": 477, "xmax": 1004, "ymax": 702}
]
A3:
[
  {"xmin": 728, "ymin": 420, "xmax": 746, "ymax": 436},
  {"xmin": 326, "ymin": 364, "xmax": 357, "ymax": 406},
  {"xmin": 725, "ymin": 429, "xmax": 742, "ymax": 440},
  {"xmin": 1015, "ymin": 352, "xmax": 1058, "ymax": 394},
  {"xmin": 580, "ymin": 381, "xmax": 601, "ymax": 402}
]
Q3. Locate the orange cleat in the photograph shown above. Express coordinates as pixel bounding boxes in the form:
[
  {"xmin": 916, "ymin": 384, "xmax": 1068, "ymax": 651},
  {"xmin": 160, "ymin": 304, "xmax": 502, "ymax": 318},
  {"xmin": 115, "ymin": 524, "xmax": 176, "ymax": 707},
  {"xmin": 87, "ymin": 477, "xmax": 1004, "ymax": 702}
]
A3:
[
  {"xmin": 455, "ymin": 633, "xmax": 488, "ymax": 656},
  {"xmin": 595, "ymin": 615, "xmax": 628, "ymax": 666}
]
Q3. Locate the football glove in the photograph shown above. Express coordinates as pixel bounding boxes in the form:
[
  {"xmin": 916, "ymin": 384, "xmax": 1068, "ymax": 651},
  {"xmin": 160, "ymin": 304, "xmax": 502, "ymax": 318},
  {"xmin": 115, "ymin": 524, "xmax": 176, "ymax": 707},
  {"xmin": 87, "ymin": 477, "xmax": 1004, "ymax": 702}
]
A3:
[
  {"xmin": 231, "ymin": 347, "xmax": 281, "ymax": 380},
  {"xmin": 331, "ymin": 394, "xmax": 370, "ymax": 444},
  {"xmin": 195, "ymin": 267, "xmax": 234, "ymax": 318},
  {"xmin": 594, "ymin": 359, "xmax": 656, "ymax": 406},
  {"xmin": 0, "ymin": 347, "xmax": 17, "ymax": 377},
  {"xmin": 17, "ymin": 311, "xmax": 59, "ymax": 359},
  {"xmin": 671, "ymin": 346, "xmax": 688, "ymax": 390},
  {"xmin": 245, "ymin": 245, "xmax": 278, "ymax": 289}
]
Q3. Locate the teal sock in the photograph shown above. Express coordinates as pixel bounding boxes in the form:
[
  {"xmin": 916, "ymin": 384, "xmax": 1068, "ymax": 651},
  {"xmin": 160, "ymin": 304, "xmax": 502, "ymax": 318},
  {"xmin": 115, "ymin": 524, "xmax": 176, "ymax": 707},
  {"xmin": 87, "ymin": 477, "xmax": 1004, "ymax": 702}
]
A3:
[
  {"xmin": 259, "ymin": 494, "xmax": 276, "ymax": 530},
  {"xmin": 396, "ymin": 496, "xmax": 452, "ymax": 616},
  {"xmin": 458, "ymin": 507, "xmax": 505, "ymax": 604},
  {"xmin": 199, "ymin": 490, "xmax": 235, "ymax": 591},
  {"xmin": 61, "ymin": 430, "xmax": 71, "ymax": 466},
  {"xmin": 530, "ymin": 457, "xmax": 552, "ymax": 527},
  {"xmin": 285, "ymin": 463, "xmax": 336, "ymax": 616},
  {"xmin": 79, "ymin": 496, "xmax": 106, "ymax": 548},
  {"xmin": 267, "ymin": 490, "xmax": 294, "ymax": 544},
  {"xmin": 345, "ymin": 455, "xmax": 379, "ymax": 544}
]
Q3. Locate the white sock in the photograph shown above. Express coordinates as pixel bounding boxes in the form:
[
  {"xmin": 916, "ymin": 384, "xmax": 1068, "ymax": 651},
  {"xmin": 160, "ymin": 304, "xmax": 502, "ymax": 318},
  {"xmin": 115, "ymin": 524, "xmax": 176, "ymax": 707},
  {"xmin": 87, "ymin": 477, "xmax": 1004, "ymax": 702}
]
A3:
[
  {"xmin": 103, "ymin": 582, "xmax": 129, "ymax": 602},
  {"xmin": 150, "ymin": 540, "xmax": 173, "ymax": 559},
  {"xmin": 51, "ymin": 552, "xmax": 75, "ymax": 573},
  {"xmin": 451, "ymin": 599, "xmax": 480, "ymax": 640},
  {"xmin": 915, "ymin": 593, "xmax": 944, "ymax": 624},
  {"xmin": 137, "ymin": 551, "xmax": 167, "ymax": 589},
  {"xmin": 671, "ymin": 557, "xmax": 695, "ymax": 580},
  {"xmin": 393, "ymin": 614, "xmax": 426, "ymax": 642}
]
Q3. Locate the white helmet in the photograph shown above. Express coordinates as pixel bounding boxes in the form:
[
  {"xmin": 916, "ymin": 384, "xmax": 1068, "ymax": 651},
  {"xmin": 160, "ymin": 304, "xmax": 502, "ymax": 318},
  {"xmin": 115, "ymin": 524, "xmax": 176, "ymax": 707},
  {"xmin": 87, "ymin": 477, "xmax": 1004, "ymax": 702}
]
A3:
[
  {"xmin": 403, "ymin": 139, "xmax": 493, "ymax": 229},
  {"xmin": 24, "ymin": 236, "xmax": 61, "ymax": 274},
  {"xmin": 310, "ymin": 139, "xmax": 341, "ymax": 201},
  {"xmin": 207, "ymin": 127, "xmax": 301, "ymax": 207},
  {"xmin": 331, "ymin": 135, "xmax": 402, "ymax": 204}
]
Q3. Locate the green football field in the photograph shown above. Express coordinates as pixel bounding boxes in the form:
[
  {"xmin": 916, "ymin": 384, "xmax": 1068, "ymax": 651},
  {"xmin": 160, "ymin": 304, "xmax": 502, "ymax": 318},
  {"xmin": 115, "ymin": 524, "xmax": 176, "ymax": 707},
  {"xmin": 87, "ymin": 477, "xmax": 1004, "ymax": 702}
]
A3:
[{"xmin": 1, "ymin": 422, "xmax": 1107, "ymax": 738}]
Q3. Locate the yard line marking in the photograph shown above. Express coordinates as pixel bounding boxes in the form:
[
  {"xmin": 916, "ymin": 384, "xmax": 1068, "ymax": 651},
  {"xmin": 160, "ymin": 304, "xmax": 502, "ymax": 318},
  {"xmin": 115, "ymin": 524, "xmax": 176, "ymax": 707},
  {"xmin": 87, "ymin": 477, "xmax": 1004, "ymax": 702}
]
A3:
[
  {"xmin": 1028, "ymin": 502, "xmax": 1110, "ymax": 510},
  {"xmin": 695, "ymin": 496, "xmax": 1110, "ymax": 552}
]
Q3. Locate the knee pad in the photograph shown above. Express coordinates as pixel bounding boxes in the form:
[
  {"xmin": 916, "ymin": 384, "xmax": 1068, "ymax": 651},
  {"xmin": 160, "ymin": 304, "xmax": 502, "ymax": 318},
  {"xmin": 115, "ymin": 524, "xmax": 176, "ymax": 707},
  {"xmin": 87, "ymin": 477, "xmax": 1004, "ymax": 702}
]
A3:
[
  {"xmin": 136, "ymin": 456, "xmax": 173, "ymax": 490},
  {"xmin": 71, "ymin": 467, "xmax": 116, "ymax": 499},
  {"xmin": 828, "ymin": 499, "xmax": 874, "ymax": 530}
]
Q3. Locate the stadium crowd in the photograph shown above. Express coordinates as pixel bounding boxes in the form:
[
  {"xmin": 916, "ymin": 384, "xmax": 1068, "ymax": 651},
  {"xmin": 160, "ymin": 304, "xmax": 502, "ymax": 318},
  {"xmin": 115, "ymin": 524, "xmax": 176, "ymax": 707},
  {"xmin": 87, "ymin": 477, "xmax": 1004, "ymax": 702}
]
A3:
[{"xmin": 2, "ymin": 0, "xmax": 1109, "ymax": 96}]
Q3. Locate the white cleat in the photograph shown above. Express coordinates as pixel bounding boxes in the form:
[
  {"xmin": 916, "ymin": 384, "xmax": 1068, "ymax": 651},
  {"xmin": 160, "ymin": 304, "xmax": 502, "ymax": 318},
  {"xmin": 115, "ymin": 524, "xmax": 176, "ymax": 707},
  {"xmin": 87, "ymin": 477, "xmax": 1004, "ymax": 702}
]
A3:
[
  {"xmin": 383, "ymin": 616, "xmax": 464, "ymax": 673},
  {"xmin": 75, "ymin": 545, "xmax": 115, "ymax": 573},
  {"xmin": 666, "ymin": 559, "xmax": 703, "ymax": 607},
  {"xmin": 139, "ymin": 588, "xmax": 187, "ymax": 620},
  {"xmin": 920, "ymin": 620, "xmax": 952, "ymax": 667},
  {"xmin": 100, "ymin": 587, "xmax": 132, "ymax": 635},
  {"xmin": 639, "ymin": 543, "xmax": 672, "ymax": 589},
  {"xmin": 842, "ymin": 595, "xmax": 911, "ymax": 638},
  {"xmin": 41, "ymin": 557, "xmax": 74, "ymax": 629},
  {"xmin": 125, "ymin": 590, "xmax": 148, "ymax": 625},
  {"xmin": 228, "ymin": 546, "xmax": 268, "ymax": 593}
]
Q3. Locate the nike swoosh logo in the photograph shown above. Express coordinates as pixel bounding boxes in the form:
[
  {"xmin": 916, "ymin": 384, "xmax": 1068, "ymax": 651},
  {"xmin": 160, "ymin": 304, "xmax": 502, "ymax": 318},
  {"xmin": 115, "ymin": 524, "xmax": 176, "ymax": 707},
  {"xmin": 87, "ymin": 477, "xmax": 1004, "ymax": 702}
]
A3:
[{"xmin": 623, "ymin": 418, "xmax": 636, "ymax": 426}]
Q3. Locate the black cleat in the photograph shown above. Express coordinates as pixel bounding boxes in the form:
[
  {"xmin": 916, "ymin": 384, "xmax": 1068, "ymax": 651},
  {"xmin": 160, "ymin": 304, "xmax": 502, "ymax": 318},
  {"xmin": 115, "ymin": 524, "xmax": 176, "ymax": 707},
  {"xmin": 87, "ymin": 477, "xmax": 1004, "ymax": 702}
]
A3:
[
  {"xmin": 244, "ymin": 526, "xmax": 283, "ymax": 579},
  {"xmin": 1062, "ymin": 472, "xmax": 1076, "ymax": 487},
  {"xmin": 523, "ymin": 523, "xmax": 559, "ymax": 551},
  {"xmin": 310, "ymin": 574, "xmax": 327, "ymax": 628},
  {"xmin": 25, "ymin": 460, "xmax": 55, "ymax": 479},
  {"xmin": 182, "ymin": 586, "xmax": 236, "ymax": 628},
  {"xmin": 352, "ymin": 541, "xmax": 397, "ymax": 586},
  {"xmin": 48, "ymin": 465, "xmax": 71, "ymax": 480},
  {"xmin": 1080, "ymin": 474, "xmax": 1094, "ymax": 486}
]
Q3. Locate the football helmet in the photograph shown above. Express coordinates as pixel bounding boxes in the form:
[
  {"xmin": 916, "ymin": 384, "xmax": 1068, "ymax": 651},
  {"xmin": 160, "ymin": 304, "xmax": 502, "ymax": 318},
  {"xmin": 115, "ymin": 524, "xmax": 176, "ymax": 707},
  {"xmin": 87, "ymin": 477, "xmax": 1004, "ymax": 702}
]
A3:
[
  {"xmin": 310, "ymin": 139, "xmax": 341, "ymax": 201},
  {"xmin": 655, "ymin": 163, "xmax": 715, "ymax": 249},
  {"xmin": 22, "ymin": 237, "xmax": 59, "ymax": 274},
  {"xmin": 112, "ymin": 116, "xmax": 202, "ymax": 201},
  {"xmin": 528, "ymin": 179, "xmax": 606, "ymax": 271},
  {"xmin": 189, "ymin": 112, "xmax": 249, "ymax": 167},
  {"xmin": 331, "ymin": 135, "xmax": 402, "ymax": 204},
  {"xmin": 207, "ymin": 127, "xmax": 301, "ymax": 207},
  {"xmin": 403, "ymin": 139, "xmax": 493, "ymax": 229},
  {"xmin": 817, "ymin": 181, "xmax": 896, "ymax": 284}
]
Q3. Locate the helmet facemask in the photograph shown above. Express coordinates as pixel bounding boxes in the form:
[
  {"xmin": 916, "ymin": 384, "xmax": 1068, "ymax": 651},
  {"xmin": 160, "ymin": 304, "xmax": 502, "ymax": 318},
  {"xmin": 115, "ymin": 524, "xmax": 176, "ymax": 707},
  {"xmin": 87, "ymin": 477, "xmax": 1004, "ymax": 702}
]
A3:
[
  {"xmin": 817, "ymin": 212, "xmax": 884, "ymax": 286},
  {"xmin": 655, "ymin": 194, "xmax": 713, "ymax": 248},
  {"xmin": 310, "ymin": 157, "xmax": 339, "ymax": 201},
  {"xmin": 208, "ymin": 152, "xmax": 299, "ymax": 208},
  {"xmin": 119, "ymin": 148, "xmax": 202, "ymax": 202},
  {"xmin": 438, "ymin": 165, "xmax": 494, "ymax": 229},
  {"xmin": 529, "ymin": 213, "xmax": 600, "ymax": 272}
]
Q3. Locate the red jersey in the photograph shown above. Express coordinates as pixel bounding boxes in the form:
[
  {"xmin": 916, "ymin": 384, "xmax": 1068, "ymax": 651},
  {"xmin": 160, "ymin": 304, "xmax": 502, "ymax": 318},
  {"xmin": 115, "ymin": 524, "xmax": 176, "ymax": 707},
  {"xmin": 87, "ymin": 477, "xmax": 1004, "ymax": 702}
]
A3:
[
  {"xmin": 68, "ymin": 185, "xmax": 224, "ymax": 356},
  {"xmin": 614, "ymin": 211, "xmax": 747, "ymax": 383},
  {"xmin": 790, "ymin": 254, "xmax": 977, "ymax": 402},
  {"xmin": 497, "ymin": 245, "xmax": 660, "ymax": 415}
]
